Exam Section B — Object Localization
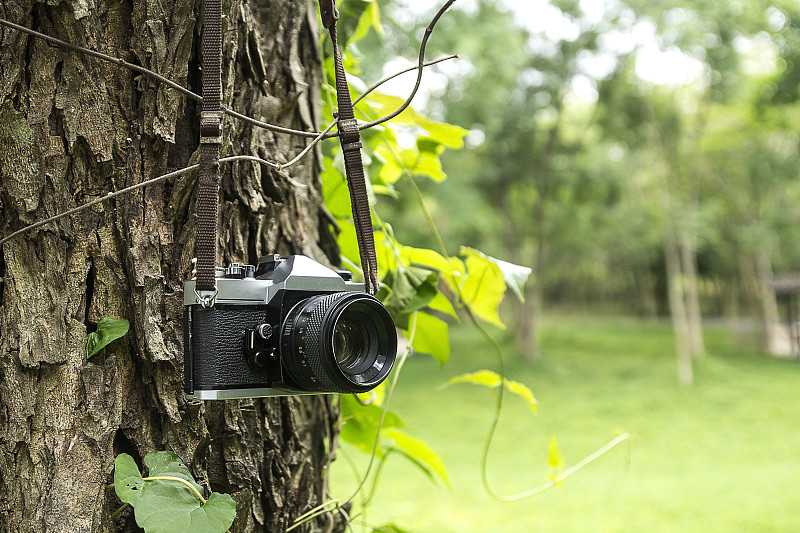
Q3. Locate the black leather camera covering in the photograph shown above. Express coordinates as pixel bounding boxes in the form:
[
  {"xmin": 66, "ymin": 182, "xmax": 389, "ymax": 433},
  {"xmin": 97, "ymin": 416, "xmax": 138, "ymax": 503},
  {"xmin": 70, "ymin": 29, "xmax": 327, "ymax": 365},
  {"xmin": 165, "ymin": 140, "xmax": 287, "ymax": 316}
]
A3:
[{"xmin": 185, "ymin": 305, "xmax": 275, "ymax": 391}]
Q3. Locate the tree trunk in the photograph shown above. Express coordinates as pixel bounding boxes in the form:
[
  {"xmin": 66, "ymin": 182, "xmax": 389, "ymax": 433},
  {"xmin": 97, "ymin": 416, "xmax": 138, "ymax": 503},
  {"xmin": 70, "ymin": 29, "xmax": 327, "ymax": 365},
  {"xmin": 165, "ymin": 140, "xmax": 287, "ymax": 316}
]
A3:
[
  {"xmin": 0, "ymin": 0, "xmax": 344, "ymax": 531},
  {"xmin": 664, "ymin": 232, "xmax": 693, "ymax": 386},
  {"xmin": 679, "ymin": 233, "xmax": 705, "ymax": 359},
  {"xmin": 754, "ymin": 247, "xmax": 780, "ymax": 352},
  {"xmin": 660, "ymin": 195, "xmax": 693, "ymax": 386}
]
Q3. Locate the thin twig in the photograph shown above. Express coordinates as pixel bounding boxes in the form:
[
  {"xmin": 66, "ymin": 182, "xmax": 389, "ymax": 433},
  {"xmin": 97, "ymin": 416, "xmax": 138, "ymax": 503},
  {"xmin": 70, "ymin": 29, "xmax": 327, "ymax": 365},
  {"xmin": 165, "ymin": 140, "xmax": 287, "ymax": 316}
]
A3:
[
  {"xmin": 0, "ymin": 17, "xmax": 458, "ymax": 140},
  {"xmin": 227, "ymin": 55, "xmax": 459, "ymax": 139},
  {"xmin": 281, "ymin": 120, "xmax": 339, "ymax": 165},
  {"xmin": 353, "ymin": 54, "xmax": 458, "ymax": 107},
  {"xmin": 0, "ymin": 155, "xmax": 279, "ymax": 247},
  {"xmin": 490, "ymin": 433, "xmax": 632, "ymax": 502},
  {"xmin": 356, "ymin": 0, "xmax": 457, "ymax": 131},
  {"xmin": 0, "ymin": 17, "xmax": 200, "ymax": 102},
  {"xmin": 222, "ymin": 106, "xmax": 319, "ymax": 139},
  {"xmin": 109, "ymin": 502, "xmax": 130, "ymax": 520}
]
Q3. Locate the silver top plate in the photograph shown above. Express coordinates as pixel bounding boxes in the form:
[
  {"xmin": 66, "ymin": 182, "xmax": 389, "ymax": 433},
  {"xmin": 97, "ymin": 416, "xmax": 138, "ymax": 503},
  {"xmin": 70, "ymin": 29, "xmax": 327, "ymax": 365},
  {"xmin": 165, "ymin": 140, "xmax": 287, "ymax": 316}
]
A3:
[{"xmin": 184, "ymin": 255, "xmax": 361, "ymax": 306}]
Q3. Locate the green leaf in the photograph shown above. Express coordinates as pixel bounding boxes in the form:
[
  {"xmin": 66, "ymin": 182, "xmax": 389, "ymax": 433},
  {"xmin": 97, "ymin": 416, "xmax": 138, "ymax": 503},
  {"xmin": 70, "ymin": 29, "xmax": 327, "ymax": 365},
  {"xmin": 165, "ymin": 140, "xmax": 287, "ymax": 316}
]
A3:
[
  {"xmin": 322, "ymin": 159, "xmax": 352, "ymax": 218},
  {"xmin": 367, "ymin": 94, "xmax": 426, "ymax": 125},
  {"xmin": 133, "ymin": 482, "xmax": 236, "ymax": 533},
  {"xmin": 114, "ymin": 453, "xmax": 144, "ymax": 505},
  {"xmin": 425, "ymin": 290, "xmax": 458, "ymax": 320},
  {"xmin": 86, "ymin": 316, "xmax": 130, "ymax": 358},
  {"xmin": 398, "ymin": 245, "xmax": 465, "ymax": 291},
  {"xmin": 400, "ymin": 246, "xmax": 455, "ymax": 274},
  {"xmin": 144, "ymin": 452, "xmax": 203, "ymax": 496},
  {"xmin": 368, "ymin": 1, "xmax": 383, "ymax": 35},
  {"xmin": 447, "ymin": 370, "xmax": 537, "ymax": 414},
  {"xmin": 458, "ymin": 248, "xmax": 507, "ymax": 328},
  {"xmin": 381, "ymin": 265, "xmax": 439, "ymax": 320},
  {"xmin": 113, "ymin": 451, "xmax": 236, "ymax": 533},
  {"xmin": 340, "ymin": 394, "xmax": 404, "ymax": 455},
  {"xmin": 377, "ymin": 156, "xmax": 405, "ymax": 185},
  {"xmin": 548, "ymin": 436, "xmax": 564, "ymax": 471},
  {"xmin": 420, "ymin": 122, "xmax": 468, "ymax": 149},
  {"xmin": 416, "ymin": 136, "xmax": 445, "ymax": 155},
  {"xmin": 410, "ymin": 152, "xmax": 446, "ymax": 182},
  {"xmin": 410, "ymin": 312, "xmax": 449, "ymax": 366},
  {"xmin": 484, "ymin": 254, "xmax": 532, "ymax": 303},
  {"xmin": 385, "ymin": 428, "xmax": 450, "ymax": 487}
]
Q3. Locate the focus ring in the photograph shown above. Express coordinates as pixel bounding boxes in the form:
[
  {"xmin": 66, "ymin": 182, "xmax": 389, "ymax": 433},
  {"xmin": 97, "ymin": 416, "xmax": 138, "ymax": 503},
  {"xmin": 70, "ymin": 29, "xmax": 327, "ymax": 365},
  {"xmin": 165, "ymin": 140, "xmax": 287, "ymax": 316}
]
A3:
[{"xmin": 280, "ymin": 292, "xmax": 396, "ymax": 393}]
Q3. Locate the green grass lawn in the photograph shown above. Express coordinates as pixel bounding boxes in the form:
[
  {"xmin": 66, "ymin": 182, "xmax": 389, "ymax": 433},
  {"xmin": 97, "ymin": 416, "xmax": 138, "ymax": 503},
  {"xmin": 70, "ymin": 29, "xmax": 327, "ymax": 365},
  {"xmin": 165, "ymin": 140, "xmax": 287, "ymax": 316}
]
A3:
[{"xmin": 329, "ymin": 317, "xmax": 800, "ymax": 532}]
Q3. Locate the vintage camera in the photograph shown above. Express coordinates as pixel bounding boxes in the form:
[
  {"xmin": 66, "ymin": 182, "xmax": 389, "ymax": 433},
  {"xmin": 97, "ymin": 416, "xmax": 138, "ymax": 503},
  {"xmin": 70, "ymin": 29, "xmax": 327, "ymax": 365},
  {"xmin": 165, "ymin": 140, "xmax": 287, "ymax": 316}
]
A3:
[{"xmin": 183, "ymin": 255, "xmax": 397, "ymax": 400}]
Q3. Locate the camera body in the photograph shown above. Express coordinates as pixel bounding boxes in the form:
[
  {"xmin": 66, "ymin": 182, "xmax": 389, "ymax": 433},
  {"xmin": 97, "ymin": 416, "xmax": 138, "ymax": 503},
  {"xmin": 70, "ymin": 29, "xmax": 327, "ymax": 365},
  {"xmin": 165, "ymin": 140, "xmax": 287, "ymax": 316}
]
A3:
[{"xmin": 183, "ymin": 255, "xmax": 397, "ymax": 400}]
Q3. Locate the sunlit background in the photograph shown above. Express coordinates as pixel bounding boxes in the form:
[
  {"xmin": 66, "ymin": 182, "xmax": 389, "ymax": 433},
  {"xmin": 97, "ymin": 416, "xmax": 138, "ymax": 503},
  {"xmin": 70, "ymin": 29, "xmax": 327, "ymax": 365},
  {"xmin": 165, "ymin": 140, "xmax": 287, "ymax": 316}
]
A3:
[{"xmin": 327, "ymin": 1, "xmax": 800, "ymax": 531}]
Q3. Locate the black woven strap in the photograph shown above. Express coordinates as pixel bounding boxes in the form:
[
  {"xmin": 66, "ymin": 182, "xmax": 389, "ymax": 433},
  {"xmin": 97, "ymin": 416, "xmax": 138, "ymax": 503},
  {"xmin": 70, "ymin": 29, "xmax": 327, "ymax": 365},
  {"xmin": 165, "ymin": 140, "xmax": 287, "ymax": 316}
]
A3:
[
  {"xmin": 196, "ymin": 0, "xmax": 223, "ymax": 292},
  {"xmin": 319, "ymin": 0, "xmax": 379, "ymax": 294}
]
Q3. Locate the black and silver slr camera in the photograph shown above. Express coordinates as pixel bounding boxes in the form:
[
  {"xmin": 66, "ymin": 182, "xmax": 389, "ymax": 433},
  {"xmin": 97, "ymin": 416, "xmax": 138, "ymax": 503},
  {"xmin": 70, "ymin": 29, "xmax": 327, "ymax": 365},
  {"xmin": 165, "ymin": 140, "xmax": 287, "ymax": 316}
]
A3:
[{"xmin": 183, "ymin": 255, "xmax": 397, "ymax": 400}]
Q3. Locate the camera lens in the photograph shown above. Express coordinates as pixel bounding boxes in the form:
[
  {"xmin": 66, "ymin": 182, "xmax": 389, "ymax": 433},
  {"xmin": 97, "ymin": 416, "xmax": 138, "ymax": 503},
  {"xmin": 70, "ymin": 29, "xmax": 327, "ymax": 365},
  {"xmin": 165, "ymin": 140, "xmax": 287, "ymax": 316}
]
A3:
[
  {"xmin": 333, "ymin": 319, "xmax": 368, "ymax": 368},
  {"xmin": 281, "ymin": 292, "xmax": 397, "ymax": 393}
]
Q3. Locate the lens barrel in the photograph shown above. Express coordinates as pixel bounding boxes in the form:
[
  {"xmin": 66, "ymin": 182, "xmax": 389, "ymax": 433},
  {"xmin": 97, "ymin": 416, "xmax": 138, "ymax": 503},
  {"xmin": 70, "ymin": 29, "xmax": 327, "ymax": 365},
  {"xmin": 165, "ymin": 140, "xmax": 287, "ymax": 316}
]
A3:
[{"xmin": 280, "ymin": 292, "xmax": 397, "ymax": 393}]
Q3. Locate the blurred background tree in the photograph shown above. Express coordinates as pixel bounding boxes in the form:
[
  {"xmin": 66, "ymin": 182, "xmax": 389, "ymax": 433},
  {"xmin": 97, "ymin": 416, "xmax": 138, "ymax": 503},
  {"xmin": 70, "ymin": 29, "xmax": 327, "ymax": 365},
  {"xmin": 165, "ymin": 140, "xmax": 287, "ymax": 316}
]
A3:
[{"xmin": 348, "ymin": 0, "xmax": 800, "ymax": 384}]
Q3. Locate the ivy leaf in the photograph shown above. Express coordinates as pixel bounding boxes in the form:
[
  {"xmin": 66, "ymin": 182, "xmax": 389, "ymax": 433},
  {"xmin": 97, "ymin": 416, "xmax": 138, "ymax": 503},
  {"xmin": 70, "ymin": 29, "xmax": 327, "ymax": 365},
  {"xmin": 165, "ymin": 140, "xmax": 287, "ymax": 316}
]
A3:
[
  {"xmin": 144, "ymin": 452, "xmax": 203, "ymax": 496},
  {"xmin": 425, "ymin": 290, "xmax": 458, "ymax": 320},
  {"xmin": 410, "ymin": 152, "xmax": 446, "ymax": 182},
  {"xmin": 548, "ymin": 436, "xmax": 565, "ymax": 472},
  {"xmin": 134, "ymin": 482, "xmax": 236, "ymax": 533},
  {"xmin": 367, "ymin": 94, "xmax": 425, "ymax": 125},
  {"xmin": 410, "ymin": 312, "xmax": 449, "ymax": 366},
  {"xmin": 114, "ymin": 453, "xmax": 144, "ymax": 505},
  {"xmin": 384, "ymin": 428, "xmax": 450, "ymax": 488},
  {"xmin": 377, "ymin": 156, "xmax": 404, "ymax": 185},
  {"xmin": 399, "ymin": 245, "xmax": 465, "ymax": 291},
  {"xmin": 417, "ymin": 136, "xmax": 445, "ymax": 155},
  {"xmin": 419, "ymin": 122, "xmax": 468, "ymax": 149},
  {"xmin": 113, "ymin": 451, "xmax": 236, "ymax": 533},
  {"xmin": 458, "ymin": 248, "xmax": 507, "ymax": 328},
  {"xmin": 322, "ymin": 159, "xmax": 352, "ymax": 218},
  {"xmin": 484, "ymin": 254, "xmax": 532, "ymax": 303},
  {"xmin": 447, "ymin": 370, "xmax": 537, "ymax": 414},
  {"xmin": 399, "ymin": 246, "xmax": 453, "ymax": 273},
  {"xmin": 381, "ymin": 265, "xmax": 439, "ymax": 320},
  {"xmin": 86, "ymin": 316, "xmax": 130, "ymax": 358},
  {"xmin": 347, "ymin": 0, "xmax": 382, "ymax": 45},
  {"xmin": 340, "ymin": 394, "xmax": 404, "ymax": 455}
]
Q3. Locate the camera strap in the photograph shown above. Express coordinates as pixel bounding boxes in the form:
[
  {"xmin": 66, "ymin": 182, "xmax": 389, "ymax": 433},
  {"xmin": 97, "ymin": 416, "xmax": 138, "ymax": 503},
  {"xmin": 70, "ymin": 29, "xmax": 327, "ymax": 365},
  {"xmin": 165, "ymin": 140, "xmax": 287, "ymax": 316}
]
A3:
[
  {"xmin": 195, "ymin": 0, "xmax": 224, "ymax": 294},
  {"xmin": 194, "ymin": 0, "xmax": 379, "ymax": 295},
  {"xmin": 319, "ymin": 0, "xmax": 380, "ymax": 295}
]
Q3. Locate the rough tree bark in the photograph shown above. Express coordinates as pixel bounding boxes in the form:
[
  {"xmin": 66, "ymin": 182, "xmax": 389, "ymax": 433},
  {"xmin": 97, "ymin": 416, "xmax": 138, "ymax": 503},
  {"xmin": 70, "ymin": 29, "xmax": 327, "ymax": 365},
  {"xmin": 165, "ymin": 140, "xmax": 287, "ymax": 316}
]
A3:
[{"xmin": 0, "ymin": 0, "xmax": 345, "ymax": 531}]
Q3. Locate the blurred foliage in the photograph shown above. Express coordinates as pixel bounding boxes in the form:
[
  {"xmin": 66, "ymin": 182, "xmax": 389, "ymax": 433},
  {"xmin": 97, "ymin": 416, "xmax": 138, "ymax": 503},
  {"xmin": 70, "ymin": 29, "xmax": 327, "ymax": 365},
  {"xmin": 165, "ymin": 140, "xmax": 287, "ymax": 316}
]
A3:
[{"xmin": 357, "ymin": 0, "xmax": 800, "ymax": 323}]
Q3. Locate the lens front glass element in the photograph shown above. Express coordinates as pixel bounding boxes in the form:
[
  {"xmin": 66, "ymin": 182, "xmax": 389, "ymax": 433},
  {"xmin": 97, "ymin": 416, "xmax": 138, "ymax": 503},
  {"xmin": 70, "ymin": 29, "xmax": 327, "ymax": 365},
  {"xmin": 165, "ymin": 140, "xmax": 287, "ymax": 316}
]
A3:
[
  {"xmin": 281, "ymin": 292, "xmax": 397, "ymax": 393},
  {"xmin": 333, "ymin": 318, "xmax": 368, "ymax": 368}
]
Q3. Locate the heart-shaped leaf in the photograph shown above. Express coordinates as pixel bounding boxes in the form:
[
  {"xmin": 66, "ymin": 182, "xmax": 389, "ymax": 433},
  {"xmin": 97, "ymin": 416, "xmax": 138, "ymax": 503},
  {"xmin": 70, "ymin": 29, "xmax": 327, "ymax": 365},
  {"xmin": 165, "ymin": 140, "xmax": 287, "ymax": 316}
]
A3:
[
  {"xmin": 114, "ymin": 453, "xmax": 144, "ymax": 505},
  {"xmin": 86, "ymin": 316, "xmax": 130, "ymax": 358}
]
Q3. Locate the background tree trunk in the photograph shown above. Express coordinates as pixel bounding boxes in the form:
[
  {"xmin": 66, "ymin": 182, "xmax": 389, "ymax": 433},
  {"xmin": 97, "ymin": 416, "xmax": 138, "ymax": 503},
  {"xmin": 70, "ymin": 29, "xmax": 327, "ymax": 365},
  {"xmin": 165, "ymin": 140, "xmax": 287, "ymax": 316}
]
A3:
[
  {"xmin": 0, "ymin": 0, "xmax": 344, "ymax": 531},
  {"xmin": 679, "ymin": 234, "xmax": 705, "ymax": 359}
]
